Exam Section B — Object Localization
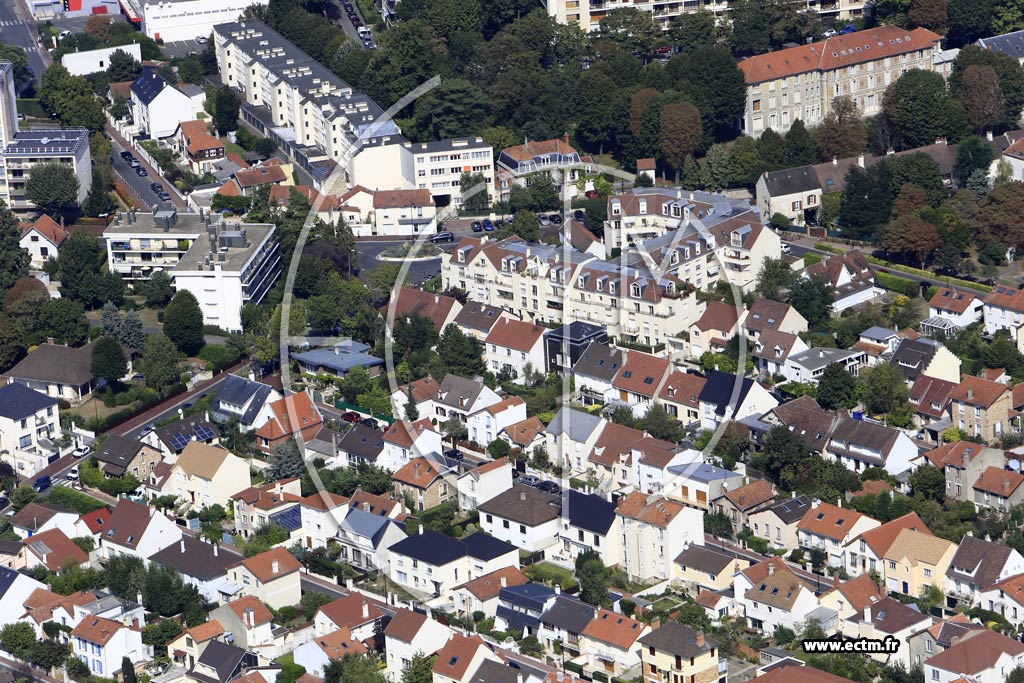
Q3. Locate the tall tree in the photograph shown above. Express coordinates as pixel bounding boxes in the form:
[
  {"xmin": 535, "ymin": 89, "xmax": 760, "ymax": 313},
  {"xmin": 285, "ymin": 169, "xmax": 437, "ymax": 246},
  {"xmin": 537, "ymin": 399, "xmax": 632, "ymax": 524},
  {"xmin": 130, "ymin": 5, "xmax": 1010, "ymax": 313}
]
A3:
[
  {"xmin": 0, "ymin": 201, "xmax": 29, "ymax": 292},
  {"xmin": 91, "ymin": 336, "xmax": 127, "ymax": 384},
  {"xmin": 163, "ymin": 290, "xmax": 205, "ymax": 355},
  {"xmin": 659, "ymin": 102, "xmax": 702, "ymax": 181},
  {"xmin": 25, "ymin": 163, "xmax": 79, "ymax": 214},
  {"xmin": 817, "ymin": 97, "xmax": 867, "ymax": 161}
]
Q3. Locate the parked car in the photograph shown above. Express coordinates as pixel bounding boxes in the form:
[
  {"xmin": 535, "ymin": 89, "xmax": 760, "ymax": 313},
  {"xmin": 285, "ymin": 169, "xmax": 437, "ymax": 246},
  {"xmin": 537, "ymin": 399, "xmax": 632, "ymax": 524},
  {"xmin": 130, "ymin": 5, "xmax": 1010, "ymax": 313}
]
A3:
[
  {"xmin": 72, "ymin": 445, "xmax": 90, "ymax": 458},
  {"xmin": 341, "ymin": 411, "xmax": 362, "ymax": 423},
  {"xmin": 471, "ymin": 221, "xmax": 483, "ymax": 232},
  {"xmin": 430, "ymin": 231, "xmax": 454, "ymax": 243},
  {"xmin": 538, "ymin": 480, "xmax": 561, "ymax": 494},
  {"xmin": 360, "ymin": 417, "xmax": 379, "ymax": 430},
  {"xmin": 32, "ymin": 476, "xmax": 51, "ymax": 493},
  {"xmin": 136, "ymin": 167, "xmax": 148, "ymax": 176},
  {"xmin": 519, "ymin": 474, "xmax": 542, "ymax": 488}
]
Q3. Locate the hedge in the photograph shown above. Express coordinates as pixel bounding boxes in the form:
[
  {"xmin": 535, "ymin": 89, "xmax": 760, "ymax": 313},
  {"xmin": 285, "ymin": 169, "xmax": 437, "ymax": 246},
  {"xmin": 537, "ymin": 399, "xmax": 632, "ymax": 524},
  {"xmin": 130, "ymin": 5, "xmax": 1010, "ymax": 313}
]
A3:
[{"xmin": 875, "ymin": 271, "xmax": 920, "ymax": 298}]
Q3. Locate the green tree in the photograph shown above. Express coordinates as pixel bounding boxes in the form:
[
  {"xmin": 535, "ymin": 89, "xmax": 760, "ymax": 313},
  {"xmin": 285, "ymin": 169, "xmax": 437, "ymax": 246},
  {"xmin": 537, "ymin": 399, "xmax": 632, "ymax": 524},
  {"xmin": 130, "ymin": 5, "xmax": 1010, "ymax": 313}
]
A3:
[
  {"xmin": 141, "ymin": 333, "xmax": 181, "ymax": 390},
  {"xmin": 25, "ymin": 163, "xmax": 79, "ymax": 214},
  {"xmin": 91, "ymin": 336, "xmax": 127, "ymax": 384},
  {"xmin": 788, "ymin": 274, "xmax": 833, "ymax": 327},
  {"xmin": 38, "ymin": 298, "xmax": 88, "ymax": 345},
  {"xmin": 163, "ymin": 290, "xmax": 205, "ymax": 355},
  {"xmin": 575, "ymin": 549, "xmax": 612, "ymax": 607},
  {"xmin": 817, "ymin": 363, "xmax": 857, "ymax": 410},
  {"xmin": 0, "ymin": 201, "xmax": 29, "ymax": 292},
  {"xmin": 909, "ymin": 463, "xmax": 946, "ymax": 501},
  {"xmin": 213, "ymin": 85, "xmax": 240, "ymax": 134}
]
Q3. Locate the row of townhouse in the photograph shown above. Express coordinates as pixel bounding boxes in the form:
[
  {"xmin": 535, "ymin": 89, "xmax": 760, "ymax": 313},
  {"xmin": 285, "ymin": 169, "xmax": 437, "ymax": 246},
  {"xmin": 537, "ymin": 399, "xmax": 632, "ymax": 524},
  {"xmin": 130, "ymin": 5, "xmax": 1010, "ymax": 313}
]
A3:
[{"xmin": 213, "ymin": 20, "xmax": 495, "ymax": 206}]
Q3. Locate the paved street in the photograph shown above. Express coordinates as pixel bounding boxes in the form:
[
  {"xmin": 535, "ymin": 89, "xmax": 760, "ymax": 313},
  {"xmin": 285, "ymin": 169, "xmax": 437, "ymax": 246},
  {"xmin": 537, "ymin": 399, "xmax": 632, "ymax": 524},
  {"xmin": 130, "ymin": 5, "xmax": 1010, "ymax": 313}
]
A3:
[{"xmin": 0, "ymin": 0, "xmax": 49, "ymax": 87}]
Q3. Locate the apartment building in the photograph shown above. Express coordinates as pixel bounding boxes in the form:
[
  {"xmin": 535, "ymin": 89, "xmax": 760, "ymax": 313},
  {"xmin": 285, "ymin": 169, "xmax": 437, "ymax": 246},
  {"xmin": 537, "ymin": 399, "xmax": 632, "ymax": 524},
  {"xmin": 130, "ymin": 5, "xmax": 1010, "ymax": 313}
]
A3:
[
  {"xmin": 737, "ymin": 26, "xmax": 942, "ymax": 137},
  {"xmin": 544, "ymin": 0, "xmax": 868, "ymax": 34}
]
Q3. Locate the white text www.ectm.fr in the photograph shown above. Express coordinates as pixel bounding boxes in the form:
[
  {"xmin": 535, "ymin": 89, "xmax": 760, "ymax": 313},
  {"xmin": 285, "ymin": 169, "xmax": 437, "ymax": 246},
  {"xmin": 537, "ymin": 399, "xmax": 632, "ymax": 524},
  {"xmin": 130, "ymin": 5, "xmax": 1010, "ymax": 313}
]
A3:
[{"xmin": 801, "ymin": 637, "xmax": 900, "ymax": 654}]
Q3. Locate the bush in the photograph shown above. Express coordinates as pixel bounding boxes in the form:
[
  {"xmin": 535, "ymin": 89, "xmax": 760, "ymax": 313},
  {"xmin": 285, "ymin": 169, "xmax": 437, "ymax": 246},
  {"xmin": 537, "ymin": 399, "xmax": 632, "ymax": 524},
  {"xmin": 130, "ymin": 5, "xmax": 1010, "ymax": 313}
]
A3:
[{"xmin": 875, "ymin": 271, "xmax": 920, "ymax": 298}]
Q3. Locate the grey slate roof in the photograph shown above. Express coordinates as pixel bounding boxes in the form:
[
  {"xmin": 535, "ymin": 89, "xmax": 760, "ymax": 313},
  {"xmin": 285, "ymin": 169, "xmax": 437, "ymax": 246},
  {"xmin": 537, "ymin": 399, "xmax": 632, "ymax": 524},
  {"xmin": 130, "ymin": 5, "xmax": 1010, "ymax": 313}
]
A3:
[
  {"xmin": 547, "ymin": 406, "xmax": 603, "ymax": 443},
  {"xmin": 0, "ymin": 383, "xmax": 57, "ymax": 421}
]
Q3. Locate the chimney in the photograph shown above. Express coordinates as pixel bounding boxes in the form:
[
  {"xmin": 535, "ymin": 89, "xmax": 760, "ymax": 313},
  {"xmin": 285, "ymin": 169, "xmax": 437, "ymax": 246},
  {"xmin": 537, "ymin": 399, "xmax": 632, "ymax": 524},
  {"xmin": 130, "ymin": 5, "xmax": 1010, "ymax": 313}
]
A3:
[
  {"xmin": 272, "ymin": 559, "xmax": 280, "ymax": 574},
  {"xmin": 695, "ymin": 632, "xmax": 705, "ymax": 648},
  {"xmin": 863, "ymin": 606, "xmax": 872, "ymax": 623},
  {"xmin": 361, "ymin": 600, "xmax": 369, "ymax": 619}
]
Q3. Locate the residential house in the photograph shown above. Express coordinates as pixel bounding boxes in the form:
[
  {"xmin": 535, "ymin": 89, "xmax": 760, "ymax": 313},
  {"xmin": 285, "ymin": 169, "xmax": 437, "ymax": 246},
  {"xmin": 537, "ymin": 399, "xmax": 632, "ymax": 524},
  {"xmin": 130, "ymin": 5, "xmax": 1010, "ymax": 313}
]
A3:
[
  {"xmin": 451, "ymin": 567, "xmax": 529, "ymax": 620},
  {"xmin": 11, "ymin": 502, "xmax": 77, "ymax": 539},
  {"xmin": 175, "ymin": 120, "xmax": 225, "ymax": 174},
  {"xmin": 142, "ymin": 414, "xmax": 220, "ymax": 458},
  {"xmin": 947, "ymin": 533, "xmax": 1024, "ymax": 607},
  {"xmin": 494, "ymin": 583, "xmax": 557, "ymax": 637},
  {"xmin": 539, "ymin": 595, "xmax": 594, "ymax": 660},
  {"xmin": 18, "ymin": 528, "xmax": 88, "ymax": 573},
  {"xmin": 210, "ymin": 596, "xmax": 274, "ymax": 650},
  {"xmin": 783, "ymin": 347, "xmax": 866, "ymax": 384},
  {"xmin": 456, "ymin": 457, "xmax": 513, "ymax": 512},
  {"xmin": 713, "ymin": 479, "xmax": 775, "ymax": 531},
  {"xmin": 638, "ymin": 622, "xmax": 722, "ymax": 683},
  {"xmin": 92, "ymin": 434, "xmax": 162, "ymax": 479},
  {"xmin": 922, "ymin": 288, "xmax": 983, "ymax": 337},
  {"xmin": 890, "ymin": 337, "xmax": 962, "ymax": 385},
  {"xmin": 733, "ymin": 558, "xmax": 818, "ymax": 634},
  {"xmin": 553, "ymin": 490, "xmax": 622, "ymax": 569},
  {"xmin": 170, "ymin": 442, "xmax": 252, "ymax": 511},
  {"xmin": 984, "ymin": 285, "xmax": 1024, "ymax": 351},
  {"xmin": 71, "ymin": 615, "xmax": 149, "ymax": 678},
  {"xmin": 97, "ymin": 499, "xmax": 182, "ymax": 560},
  {"xmin": 748, "ymin": 495, "xmax": 812, "ymax": 552},
  {"xmin": 387, "ymin": 530, "xmax": 518, "ymax": 600},
  {"xmin": 381, "ymin": 419, "xmax": 444, "ymax": 472},
  {"xmin": 478, "ymin": 485, "xmax": 562, "ymax": 554},
  {"xmin": 844, "ymin": 512, "xmax": 931, "ymax": 579},
  {"xmin": 149, "ymin": 536, "xmax": 236, "ymax": 603},
  {"xmin": 615, "ymin": 492, "xmax": 705, "ymax": 582},
  {"xmin": 383, "ymin": 609, "xmax": 452, "ymax": 682},
  {"xmin": 209, "ymin": 375, "xmax": 281, "ymax": 432},
  {"xmin": 579, "ymin": 609, "xmax": 651, "ymax": 678},
  {"xmin": 925, "ymin": 628, "xmax": 1024, "ymax": 683},
  {"xmin": 228, "ymin": 547, "xmax": 302, "ymax": 610},
  {"xmin": 465, "ymin": 396, "xmax": 527, "ymax": 448},
  {"xmin": 130, "ymin": 70, "xmax": 205, "ymax": 138},
  {"xmin": 843, "ymin": 596, "xmax": 931, "ymax": 669},
  {"xmin": 544, "ymin": 322, "xmax": 608, "ymax": 374},
  {"xmin": 19, "ymin": 214, "xmax": 68, "ymax": 267},
  {"xmin": 674, "ymin": 544, "xmax": 749, "ymax": 591},
  {"xmin": 916, "ymin": 441, "xmax": 1005, "ymax": 503},
  {"xmin": 881, "ymin": 528, "xmax": 956, "ymax": 597},
  {"xmin": 824, "ymin": 416, "xmax": 918, "ymax": 477},
  {"xmin": 797, "ymin": 501, "xmax": 880, "ymax": 567},
  {"xmin": 804, "ymin": 250, "xmax": 882, "ymax": 313},
  {"xmin": 973, "ymin": 465, "xmax": 1024, "ymax": 511},
  {"xmin": 572, "ymin": 343, "xmax": 623, "ymax": 407},
  {"xmin": 698, "ymin": 370, "xmax": 778, "ymax": 430},
  {"xmin": 313, "ymin": 593, "xmax": 384, "ymax": 639},
  {"xmin": 231, "ymin": 478, "xmax": 303, "ymax": 539},
  {"xmin": 392, "ymin": 457, "xmax": 457, "ymax": 512},
  {"xmin": 948, "ymin": 375, "xmax": 1014, "ymax": 442},
  {"xmin": 298, "ymin": 491, "xmax": 350, "ymax": 551},
  {"xmin": 254, "ymin": 392, "xmax": 323, "ymax": 454}
]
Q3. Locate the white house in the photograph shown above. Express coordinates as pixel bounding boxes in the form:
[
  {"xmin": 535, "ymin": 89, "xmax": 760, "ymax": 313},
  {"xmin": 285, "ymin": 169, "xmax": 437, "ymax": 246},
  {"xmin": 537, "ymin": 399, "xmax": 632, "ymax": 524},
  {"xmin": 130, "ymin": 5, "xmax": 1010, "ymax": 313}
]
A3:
[
  {"xmin": 465, "ymin": 396, "xmax": 527, "ymax": 449},
  {"xmin": 478, "ymin": 485, "xmax": 562, "ymax": 554},
  {"xmin": 484, "ymin": 318, "xmax": 547, "ymax": 380},
  {"xmin": 129, "ymin": 71, "xmax": 205, "ymax": 139},
  {"xmin": 61, "ymin": 44, "xmax": 142, "ymax": 76},
  {"xmin": 383, "ymin": 609, "xmax": 452, "ymax": 682}
]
